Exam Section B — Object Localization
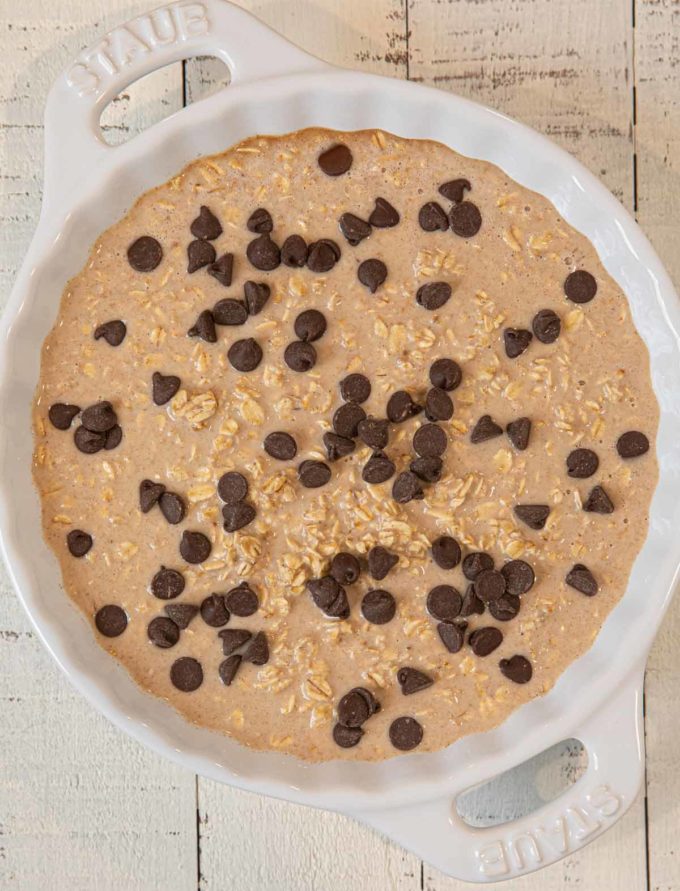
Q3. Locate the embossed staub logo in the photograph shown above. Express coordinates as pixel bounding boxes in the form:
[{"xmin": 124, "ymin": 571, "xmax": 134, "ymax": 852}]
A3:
[
  {"xmin": 66, "ymin": 2, "xmax": 210, "ymax": 98},
  {"xmin": 475, "ymin": 784, "xmax": 622, "ymax": 878}
]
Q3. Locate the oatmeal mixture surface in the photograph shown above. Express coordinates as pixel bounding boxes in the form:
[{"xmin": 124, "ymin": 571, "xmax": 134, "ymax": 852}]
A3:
[{"xmin": 33, "ymin": 128, "xmax": 658, "ymax": 761}]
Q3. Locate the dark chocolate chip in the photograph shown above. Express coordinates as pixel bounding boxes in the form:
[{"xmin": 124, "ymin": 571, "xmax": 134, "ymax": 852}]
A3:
[
  {"xmin": 323, "ymin": 432, "xmax": 356, "ymax": 461},
  {"xmin": 294, "ymin": 309, "xmax": 327, "ymax": 342},
  {"xmin": 298, "ymin": 459, "xmax": 331, "ymax": 488},
  {"xmin": 392, "ymin": 470, "xmax": 425, "ymax": 503},
  {"xmin": 95, "ymin": 320, "xmax": 126, "ymax": 346},
  {"xmin": 217, "ymin": 471, "xmax": 248, "ymax": 504},
  {"xmin": 430, "ymin": 357, "xmax": 462, "ymax": 391},
  {"xmin": 426, "ymin": 584, "xmax": 462, "ymax": 621},
  {"xmin": 499, "ymin": 654, "xmax": 533, "ymax": 684},
  {"xmin": 307, "ymin": 576, "xmax": 342, "ymax": 610},
  {"xmin": 333, "ymin": 723, "xmax": 364, "ymax": 748},
  {"xmin": 437, "ymin": 620, "xmax": 467, "ymax": 653},
  {"xmin": 180, "ymin": 530, "xmax": 212, "ymax": 564},
  {"xmin": 333, "ymin": 402, "xmax": 366, "ymax": 437},
  {"xmin": 489, "ymin": 593, "xmax": 520, "ymax": 621},
  {"xmin": 449, "ymin": 201, "xmax": 482, "ymax": 237},
  {"xmin": 504, "ymin": 328, "xmax": 533, "ymax": 359},
  {"xmin": 200, "ymin": 593, "xmax": 230, "ymax": 627},
  {"xmin": 564, "ymin": 270, "xmax": 597, "ymax": 303},
  {"xmin": 358, "ymin": 259, "xmax": 387, "ymax": 293},
  {"xmin": 425, "ymin": 387, "xmax": 453, "ymax": 422},
  {"xmin": 306, "ymin": 239, "xmax": 341, "ymax": 273},
  {"xmin": 340, "ymin": 373, "xmax": 371, "ymax": 404},
  {"xmin": 243, "ymin": 281, "xmax": 271, "ymax": 316},
  {"xmin": 507, "ymin": 417, "xmax": 531, "ymax": 451},
  {"xmin": 461, "ymin": 584, "xmax": 485, "ymax": 616},
  {"xmin": 339, "ymin": 213, "xmax": 372, "ymax": 246},
  {"xmin": 165, "ymin": 603, "xmax": 199, "ymax": 629},
  {"xmin": 284, "ymin": 340, "xmax": 317, "ymax": 372},
  {"xmin": 147, "ymin": 616, "xmax": 180, "ymax": 648},
  {"xmin": 104, "ymin": 425, "xmax": 123, "ymax": 450},
  {"xmin": 318, "ymin": 144, "xmax": 353, "ymax": 176},
  {"xmin": 66, "ymin": 529, "xmax": 92, "ymax": 557},
  {"xmin": 357, "ymin": 417, "xmax": 389, "ymax": 450},
  {"xmin": 567, "ymin": 448, "xmax": 599, "ymax": 479},
  {"xmin": 410, "ymin": 456, "xmax": 443, "ymax": 483},
  {"xmin": 514, "ymin": 504, "xmax": 551, "ymax": 529},
  {"xmin": 140, "ymin": 479, "xmax": 166, "ymax": 513},
  {"xmin": 418, "ymin": 201, "xmax": 449, "ymax": 231},
  {"xmin": 386, "ymin": 390, "xmax": 422, "ymax": 423},
  {"xmin": 501, "ymin": 560, "xmax": 535, "ymax": 596},
  {"xmin": 187, "ymin": 239, "xmax": 216, "ymax": 273},
  {"xmin": 470, "ymin": 415, "xmax": 503, "ymax": 444},
  {"xmin": 246, "ymin": 234, "xmax": 280, "ymax": 271},
  {"xmin": 617, "ymin": 431, "xmax": 650, "ymax": 459},
  {"xmin": 208, "ymin": 253, "xmax": 234, "ymax": 287},
  {"xmin": 170, "ymin": 657, "xmax": 203, "ymax": 692},
  {"xmin": 159, "ymin": 492, "xmax": 186, "ymax": 525},
  {"xmin": 462, "ymin": 552, "xmax": 494, "ymax": 580},
  {"xmin": 246, "ymin": 207, "xmax": 273, "ymax": 234},
  {"xmin": 566, "ymin": 563, "xmax": 599, "ymax": 596},
  {"xmin": 389, "ymin": 716, "xmax": 423, "ymax": 751},
  {"xmin": 242, "ymin": 631, "xmax": 269, "ymax": 665},
  {"xmin": 81, "ymin": 401, "xmax": 117, "ymax": 433},
  {"xmin": 583, "ymin": 485, "xmax": 614, "ymax": 514},
  {"xmin": 361, "ymin": 589, "xmax": 396, "ymax": 624},
  {"xmin": 150, "ymin": 566, "xmax": 185, "ymax": 600},
  {"xmin": 432, "ymin": 535, "xmax": 461, "ymax": 570},
  {"xmin": 219, "ymin": 654, "xmax": 242, "ymax": 686},
  {"xmin": 330, "ymin": 552, "xmax": 361, "ymax": 586},
  {"xmin": 228, "ymin": 338, "xmax": 262, "ymax": 372},
  {"xmin": 439, "ymin": 178, "xmax": 471, "ymax": 204},
  {"xmin": 337, "ymin": 687, "xmax": 379, "ymax": 727},
  {"xmin": 469, "ymin": 626, "xmax": 503, "ymax": 657},
  {"xmin": 152, "ymin": 372, "xmax": 181, "ymax": 405},
  {"xmin": 367, "ymin": 546, "xmax": 398, "ymax": 580},
  {"xmin": 213, "ymin": 297, "xmax": 247, "ymax": 326},
  {"xmin": 187, "ymin": 309, "xmax": 217, "ymax": 343},
  {"xmin": 95, "ymin": 604, "xmax": 127, "ymax": 637},
  {"xmin": 49, "ymin": 403, "xmax": 80, "ymax": 430},
  {"xmin": 264, "ymin": 431, "xmax": 297, "ymax": 461},
  {"xmin": 226, "ymin": 582, "xmax": 259, "ymax": 617},
  {"xmin": 74, "ymin": 425, "xmax": 106, "ymax": 454},
  {"xmin": 474, "ymin": 569, "xmax": 506, "ymax": 603},
  {"xmin": 281, "ymin": 235, "xmax": 308, "ymax": 267},
  {"xmin": 128, "ymin": 236, "xmax": 163, "ymax": 272},
  {"xmin": 191, "ymin": 205, "xmax": 223, "ymax": 240},
  {"xmin": 413, "ymin": 423, "xmax": 447, "ymax": 457},
  {"xmin": 369, "ymin": 197, "xmax": 399, "ymax": 228},
  {"xmin": 397, "ymin": 667, "xmax": 434, "ymax": 695},
  {"xmin": 532, "ymin": 309, "xmax": 561, "ymax": 344},
  {"xmin": 416, "ymin": 281, "xmax": 452, "ymax": 311},
  {"xmin": 222, "ymin": 502, "xmax": 256, "ymax": 532},
  {"xmin": 219, "ymin": 628, "xmax": 252, "ymax": 656}
]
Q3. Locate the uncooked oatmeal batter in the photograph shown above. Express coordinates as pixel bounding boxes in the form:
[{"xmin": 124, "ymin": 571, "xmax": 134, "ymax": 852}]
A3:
[{"xmin": 33, "ymin": 128, "xmax": 658, "ymax": 761}]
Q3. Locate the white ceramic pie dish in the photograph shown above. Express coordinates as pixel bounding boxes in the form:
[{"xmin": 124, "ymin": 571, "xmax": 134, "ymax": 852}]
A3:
[{"xmin": 2, "ymin": 0, "xmax": 680, "ymax": 882}]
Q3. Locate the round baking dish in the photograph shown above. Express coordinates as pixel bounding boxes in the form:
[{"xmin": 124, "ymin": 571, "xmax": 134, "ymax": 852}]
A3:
[{"xmin": 1, "ymin": 1, "xmax": 680, "ymax": 882}]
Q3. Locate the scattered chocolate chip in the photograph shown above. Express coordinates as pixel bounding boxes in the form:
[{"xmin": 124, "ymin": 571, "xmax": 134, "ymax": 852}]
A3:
[
  {"xmin": 489, "ymin": 593, "xmax": 521, "ymax": 621},
  {"xmin": 307, "ymin": 239, "xmax": 341, "ymax": 273},
  {"xmin": 323, "ymin": 432, "xmax": 356, "ymax": 461},
  {"xmin": 228, "ymin": 338, "xmax": 262, "ymax": 372},
  {"xmin": 219, "ymin": 654, "xmax": 242, "ymax": 686},
  {"xmin": 333, "ymin": 402, "xmax": 366, "ymax": 437},
  {"xmin": 583, "ymin": 485, "xmax": 614, "ymax": 514},
  {"xmin": 159, "ymin": 492, "xmax": 186, "ymax": 525},
  {"xmin": 94, "ymin": 320, "xmax": 126, "ymax": 346},
  {"xmin": 284, "ymin": 340, "xmax": 317, "ymax": 372},
  {"xmin": 219, "ymin": 628, "xmax": 252, "ymax": 656},
  {"xmin": 242, "ymin": 631, "xmax": 269, "ymax": 665},
  {"xmin": 104, "ymin": 425, "xmax": 123, "ymax": 450},
  {"xmin": 217, "ymin": 471, "xmax": 248, "ymax": 503},
  {"xmin": 188, "ymin": 309, "xmax": 217, "ymax": 343},
  {"xmin": 410, "ymin": 456, "xmax": 443, "ymax": 483},
  {"xmin": 222, "ymin": 502, "xmax": 256, "ymax": 532},
  {"xmin": 564, "ymin": 270, "xmax": 597, "ymax": 303},
  {"xmin": 67, "ymin": 529, "xmax": 92, "ymax": 558},
  {"xmin": 264, "ymin": 431, "xmax": 297, "ymax": 461},
  {"xmin": 392, "ymin": 470, "xmax": 425, "ymax": 503},
  {"xmin": 413, "ymin": 423, "xmax": 447, "ymax": 457},
  {"xmin": 48, "ymin": 403, "xmax": 80, "ymax": 430},
  {"xmin": 298, "ymin": 459, "xmax": 331, "ymax": 488},
  {"xmin": 367, "ymin": 546, "xmax": 398, "ymax": 580},
  {"xmin": 357, "ymin": 417, "xmax": 389, "ymax": 450},
  {"xmin": 81, "ymin": 401, "xmax": 117, "ymax": 433},
  {"xmin": 246, "ymin": 234, "xmax": 280, "ymax": 271},
  {"xmin": 243, "ymin": 281, "xmax": 271, "ymax": 315},
  {"xmin": 281, "ymin": 234, "xmax": 308, "ymax": 267},
  {"xmin": 460, "ymin": 585, "xmax": 485, "ymax": 616},
  {"xmin": 333, "ymin": 723, "xmax": 364, "ymax": 748},
  {"xmin": 180, "ymin": 530, "xmax": 212, "ymax": 564},
  {"xmin": 187, "ymin": 239, "xmax": 216, "ymax": 273},
  {"xmin": 338, "ymin": 687, "xmax": 379, "ymax": 727},
  {"xmin": 462, "ymin": 552, "xmax": 494, "ymax": 580},
  {"xmin": 330, "ymin": 552, "xmax": 361, "ymax": 586},
  {"xmin": 340, "ymin": 373, "xmax": 371, "ymax": 404},
  {"xmin": 226, "ymin": 582, "xmax": 259, "ymax": 617},
  {"xmin": 567, "ymin": 448, "xmax": 599, "ymax": 479},
  {"xmin": 339, "ymin": 213, "xmax": 372, "ymax": 245},
  {"xmin": 450, "ymin": 201, "xmax": 482, "ymax": 237},
  {"xmin": 200, "ymin": 593, "xmax": 230, "ymax": 627},
  {"xmin": 128, "ymin": 236, "xmax": 163, "ymax": 272},
  {"xmin": 74, "ymin": 426, "xmax": 106, "ymax": 454},
  {"xmin": 369, "ymin": 197, "xmax": 399, "ymax": 227},
  {"xmin": 152, "ymin": 372, "xmax": 181, "ymax": 405},
  {"xmin": 191, "ymin": 205, "xmax": 223, "ymax": 240},
  {"xmin": 425, "ymin": 387, "xmax": 453, "ymax": 422},
  {"xmin": 294, "ymin": 309, "xmax": 327, "ymax": 342},
  {"xmin": 504, "ymin": 328, "xmax": 533, "ymax": 359},
  {"xmin": 437, "ymin": 621, "xmax": 467, "ymax": 653},
  {"xmin": 499, "ymin": 654, "xmax": 533, "ymax": 684},
  {"xmin": 95, "ymin": 604, "xmax": 127, "ymax": 637},
  {"xmin": 361, "ymin": 589, "xmax": 396, "ymax": 624},
  {"xmin": 398, "ymin": 667, "xmax": 433, "ymax": 695},
  {"xmin": 474, "ymin": 569, "xmax": 507, "ymax": 604},
  {"xmin": 469, "ymin": 626, "xmax": 503, "ymax": 657},
  {"xmin": 439, "ymin": 178, "xmax": 471, "ymax": 203},
  {"xmin": 617, "ymin": 431, "xmax": 650, "ymax": 459},
  {"xmin": 427, "ymin": 584, "xmax": 462, "ymax": 621},
  {"xmin": 416, "ymin": 281, "xmax": 452, "ymax": 311},
  {"xmin": 165, "ymin": 603, "xmax": 199, "ymax": 629},
  {"xmin": 430, "ymin": 358, "xmax": 462, "ymax": 391},
  {"xmin": 418, "ymin": 201, "xmax": 449, "ymax": 232},
  {"xmin": 532, "ymin": 309, "xmax": 561, "ymax": 344},
  {"xmin": 507, "ymin": 417, "xmax": 531, "ymax": 451},
  {"xmin": 386, "ymin": 390, "xmax": 422, "ymax": 423},
  {"xmin": 501, "ymin": 560, "xmax": 535, "ymax": 596},
  {"xmin": 358, "ymin": 258, "xmax": 387, "ymax": 293},
  {"xmin": 150, "ymin": 566, "xmax": 185, "ymax": 600},
  {"xmin": 318, "ymin": 143, "xmax": 353, "ymax": 176},
  {"xmin": 514, "ymin": 504, "xmax": 551, "ymax": 529},
  {"xmin": 307, "ymin": 576, "xmax": 343, "ymax": 611},
  {"xmin": 566, "ymin": 563, "xmax": 599, "ymax": 596},
  {"xmin": 389, "ymin": 716, "xmax": 423, "ymax": 751},
  {"xmin": 212, "ymin": 298, "xmax": 247, "ymax": 328},
  {"xmin": 246, "ymin": 207, "xmax": 273, "ymax": 234},
  {"xmin": 207, "ymin": 253, "xmax": 234, "ymax": 286},
  {"xmin": 170, "ymin": 657, "xmax": 203, "ymax": 692},
  {"xmin": 432, "ymin": 536, "xmax": 461, "ymax": 570},
  {"xmin": 140, "ymin": 479, "xmax": 165, "ymax": 513},
  {"xmin": 147, "ymin": 616, "xmax": 180, "ymax": 648}
]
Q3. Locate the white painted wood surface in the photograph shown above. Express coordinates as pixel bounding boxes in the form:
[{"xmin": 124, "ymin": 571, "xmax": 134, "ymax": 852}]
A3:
[{"xmin": 0, "ymin": 1, "xmax": 678, "ymax": 888}]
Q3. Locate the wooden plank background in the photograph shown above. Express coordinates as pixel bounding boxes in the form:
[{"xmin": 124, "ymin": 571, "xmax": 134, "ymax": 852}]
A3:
[{"xmin": 0, "ymin": 1, "xmax": 678, "ymax": 888}]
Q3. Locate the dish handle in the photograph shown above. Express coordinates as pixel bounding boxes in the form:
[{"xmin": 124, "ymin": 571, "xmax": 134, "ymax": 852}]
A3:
[
  {"xmin": 354, "ymin": 669, "xmax": 644, "ymax": 883},
  {"xmin": 42, "ymin": 0, "xmax": 327, "ymax": 211}
]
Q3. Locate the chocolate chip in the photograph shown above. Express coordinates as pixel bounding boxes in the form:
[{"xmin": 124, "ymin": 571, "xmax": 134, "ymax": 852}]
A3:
[
  {"xmin": 307, "ymin": 575, "xmax": 343, "ymax": 610},
  {"xmin": 470, "ymin": 415, "xmax": 503, "ymax": 444},
  {"xmin": 228, "ymin": 338, "xmax": 262, "ymax": 372},
  {"xmin": 242, "ymin": 631, "xmax": 269, "ymax": 665},
  {"xmin": 48, "ymin": 403, "xmax": 80, "ymax": 430},
  {"xmin": 397, "ymin": 667, "xmax": 433, "ymax": 696},
  {"xmin": 208, "ymin": 253, "xmax": 234, "ymax": 286},
  {"xmin": 128, "ymin": 236, "xmax": 163, "ymax": 272},
  {"xmin": 323, "ymin": 432, "xmax": 356, "ymax": 461},
  {"xmin": 165, "ymin": 603, "xmax": 199, "ymax": 629},
  {"xmin": 514, "ymin": 504, "xmax": 550, "ymax": 529},
  {"xmin": 191, "ymin": 205, "xmax": 223, "ymax": 240},
  {"xmin": 298, "ymin": 460, "xmax": 331, "ymax": 488},
  {"xmin": 430, "ymin": 357, "xmax": 462, "ymax": 391},
  {"xmin": 226, "ymin": 582, "xmax": 259, "ymax": 617},
  {"xmin": 369, "ymin": 197, "xmax": 399, "ymax": 228},
  {"xmin": 507, "ymin": 417, "xmax": 531, "ymax": 451},
  {"xmin": 504, "ymin": 328, "xmax": 533, "ymax": 358},
  {"xmin": 567, "ymin": 448, "xmax": 599, "ymax": 479},
  {"xmin": 340, "ymin": 373, "xmax": 371, "ymax": 404},
  {"xmin": 431, "ymin": 535, "xmax": 461, "ymax": 570},
  {"xmin": 418, "ymin": 202, "xmax": 449, "ymax": 231},
  {"xmin": 140, "ymin": 479, "xmax": 165, "ymax": 512},
  {"xmin": 460, "ymin": 584, "xmax": 485, "ymax": 617},
  {"xmin": 462, "ymin": 552, "xmax": 494, "ymax": 580},
  {"xmin": 583, "ymin": 485, "xmax": 614, "ymax": 514},
  {"xmin": 66, "ymin": 529, "xmax": 92, "ymax": 557},
  {"xmin": 95, "ymin": 604, "xmax": 127, "ymax": 637},
  {"xmin": 450, "ymin": 201, "xmax": 482, "ymax": 237},
  {"xmin": 246, "ymin": 207, "xmax": 273, "ymax": 234},
  {"xmin": 617, "ymin": 431, "xmax": 650, "ymax": 459},
  {"xmin": 150, "ymin": 566, "xmax": 185, "ymax": 600},
  {"xmin": 386, "ymin": 390, "xmax": 422, "ymax": 423},
  {"xmin": 246, "ymin": 234, "xmax": 280, "ymax": 271},
  {"xmin": 416, "ymin": 281, "xmax": 452, "ymax": 310},
  {"xmin": 219, "ymin": 655, "xmax": 242, "ymax": 686},
  {"xmin": 330, "ymin": 552, "xmax": 361, "ymax": 585},
  {"xmin": 367, "ymin": 546, "xmax": 398, "ymax": 580},
  {"xmin": 338, "ymin": 687, "xmax": 379, "ymax": 727},
  {"xmin": 180, "ymin": 530, "xmax": 212, "ymax": 564},
  {"xmin": 222, "ymin": 502, "xmax": 256, "ymax": 532},
  {"xmin": 361, "ymin": 589, "xmax": 396, "ymax": 624},
  {"xmin": 94, "ymin": 320, "xmax": 126, "ymax": 346},
  {"xmin": 427, "ymin": 584, "xmax": 462, "ymax": 621},
  {"xmin": 425, "ymin": 387, "xmax": 453, "ymax": 422},
  {"xmin": 284, "ymin": 340, "xmax": 316, "ymax": 372},
  {"xmin": 392, "ymin": 470, "xmax": 425, "ymax": 503},
  {"xmin": 187, "ymin": 309, "xmax": 217, "ymax": 343},
  {"xmin": 264, "ymin": 431, "xmax": 297, "ymax": 461},
  {"xmin": 469, "ymin": 626, "xmax": 503, "ymax": 657},
  {"xmin": 219, "ymin": 628, "xmax": 252, "ymax": 656},
  {"xmin": 358, "ymin": 258, "xmax": 387, "ymax": 293},
  {"xmin": 488, "ymin": 593, "xmax": 521, "ymax": 621},
  {"xmin": 306, "ymin": 239, "xmax": 341, "ymax": 273},
  {"xmin": 566, "ymin": 563, "xmax": 598, "ymax": 596},
  {"xmin": 200, "ymin": 594, "xmax": 230, "ymax": 627},
  {"xmin": 318, "ymin": 144, "xmax": 353, "ymax": 176},
  {"xmin": 81, "ymin": 401, "xmax": 117, "ymax": 433},
  {"xmin": 474, "ymin": 569, "xmax": 507, "ymax": 604},
  {"xmin": 532, "ymin": 309, "xmax": 561, "ymax": 344},
  {"xmin": 499, "ymin": 654, "xmax": 532, "ymax": 684},
  {"xmin": 389, "ymin": 716, "xmax": 423, "ymax": 751},
  {"xmin": 212, "ymin": 299, "xmax": 247, "ymax": 328},
  {"xmin": 243, "ymin": 281, "xmax": 271, "ymax": 316},
  {"xmin": 74, "ymin": 426, "xmax": 105, "ymax": 454},
  {"xmin": 333, "ymin": 402, "xmax": 366, "ymax": 437},
  {"xmin": 159, "ymin": 492, "xmax": 186, "ymax": 525},
  {"xmin": 333, "ymin": 723, "xmax": 363, "ymax": 748},
  {"xmin": 217, "ymin": 471, "xmax": 248, "ymax": 503},
  {"xmin": 437, "ymin": 621, "xmax": 467, "ymax": 653},
  {"xmin": 294, "ymin": 309, "xmax": 327, "ymax": 342},
  {"xmin": 439, "ymin": 178, "xmax": 471, "ymax": 203},
  {"xmin": 564, "ymin": 270, "xmax": 597, "ymax": 303},
  {"xmin": 187, "ymin": 239, "xmax": 216, "ymax": 273},
  {"xmin": 281, "ymin": 235, "xmax": 308, "ymax": 267},
  {"xmin": 410, "ymin": 456, "xmax": 443, "ymax": 483},
  {"xmin": 152, "ymin": 372, "xmax": 181, "ymax": 405},
  {"xmin": 339, "ymin": 213, "xmax": 371, "ymax": 245},
  {"xmin": 413, "ymin": 423, "xmax": 447, "ymax": 457},
  {"xmin": 501, "ymin": 560, "xmax": 535, "ymax": 596},
  {"xmin": 147, "ymin": 616, "xmax": 180, "ymax": 648},
  {"xmin": 170, "ymin": 657, "xmax": 203, "ymax": 692},
  {"xmin": 357, "ymin": 417, "xmax": 389, "ymax": 450},
  {"xmin": 104, "ymin": 425, "xmax": 123, "ymax": 450}
]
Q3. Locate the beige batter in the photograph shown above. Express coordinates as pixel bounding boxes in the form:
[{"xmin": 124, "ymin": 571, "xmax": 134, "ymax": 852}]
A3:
[{"xmin": 32, "ymin": 128, "xmax": 658, "ymax": 761}]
